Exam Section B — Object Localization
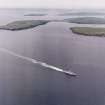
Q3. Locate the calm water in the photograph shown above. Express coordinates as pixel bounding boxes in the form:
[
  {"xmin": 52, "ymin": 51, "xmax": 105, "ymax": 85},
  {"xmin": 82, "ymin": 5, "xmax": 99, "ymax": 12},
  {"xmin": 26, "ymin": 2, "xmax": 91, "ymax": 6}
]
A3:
[{"xmin": 0, "ymin": 9, "xmax": 105, "ymax": 105}]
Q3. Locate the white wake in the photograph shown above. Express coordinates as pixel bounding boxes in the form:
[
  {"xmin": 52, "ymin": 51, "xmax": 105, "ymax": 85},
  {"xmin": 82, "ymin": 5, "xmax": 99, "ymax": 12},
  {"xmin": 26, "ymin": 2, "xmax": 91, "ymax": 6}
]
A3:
[{"xmin": 0, "ymin": 48, "xmax": 77, "ymax": 76}]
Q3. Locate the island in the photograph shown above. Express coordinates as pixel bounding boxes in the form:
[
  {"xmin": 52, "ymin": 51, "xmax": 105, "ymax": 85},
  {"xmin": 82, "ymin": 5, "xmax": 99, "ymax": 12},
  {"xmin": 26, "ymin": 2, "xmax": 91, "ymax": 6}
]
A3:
[
  {"xmin": 71, "ymin": 27, "xmax": 105, "ymax": 37},
  {"xmin": 0, "ymin": 20, "xmax": 49, "ymax": 31},
  {"xmin": 65, "ymin": 17, "xmax": 105, "ymax": 24},
  {"xmin": 59, "ymin": 12, "xmax": 105, "ymax": 16},
  {"xmin": 24, "ymin": 14, "xmax": 47, "ymax": 16}
]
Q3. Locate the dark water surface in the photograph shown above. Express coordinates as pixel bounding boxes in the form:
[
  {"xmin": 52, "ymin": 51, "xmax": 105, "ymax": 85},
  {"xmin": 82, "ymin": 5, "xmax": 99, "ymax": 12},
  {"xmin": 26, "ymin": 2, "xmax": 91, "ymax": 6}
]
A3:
[{"xmin": 0, "ymin": 9, "xmax": 105, "ymax": 105}]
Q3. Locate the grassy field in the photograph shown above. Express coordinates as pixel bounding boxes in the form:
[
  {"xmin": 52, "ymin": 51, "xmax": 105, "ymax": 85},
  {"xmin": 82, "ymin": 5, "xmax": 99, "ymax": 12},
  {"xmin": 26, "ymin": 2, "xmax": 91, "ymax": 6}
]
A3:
[
  {"xmin": 71, "ymin": 27, "xmax": 105, "ymax": 36},
  {"xmin": 0, "ymin": 20, "xmax": 49, "ymax": 31}
]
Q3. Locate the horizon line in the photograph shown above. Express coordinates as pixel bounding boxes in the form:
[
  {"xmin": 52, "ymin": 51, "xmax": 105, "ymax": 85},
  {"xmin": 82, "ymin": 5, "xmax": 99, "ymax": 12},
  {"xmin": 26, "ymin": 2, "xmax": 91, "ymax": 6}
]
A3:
[{"xmin": 0, "ymin": 7, "xmax": 105, "ymax": 10}]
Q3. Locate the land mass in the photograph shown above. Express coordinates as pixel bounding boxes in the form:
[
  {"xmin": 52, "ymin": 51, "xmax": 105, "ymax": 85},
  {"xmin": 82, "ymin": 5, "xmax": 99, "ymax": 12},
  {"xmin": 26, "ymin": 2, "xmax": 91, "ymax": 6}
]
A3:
[
  {"xmin": 24, "ymin": 14, "xmax": 47, "ymax": 16},
  {"xmin": 0, "ymin": 20, "xmax": 49, "ymax": 31},
  {"xmin": 71, "ymin": 27, "xmax": 105, "ymax": 37},
  {"xmin": 60, "ymin": 12, "xmax": 105, "ymax": 16},
  {"xmin": 65, "ymin": 17, "xmax": 105, "ymax": 24}
]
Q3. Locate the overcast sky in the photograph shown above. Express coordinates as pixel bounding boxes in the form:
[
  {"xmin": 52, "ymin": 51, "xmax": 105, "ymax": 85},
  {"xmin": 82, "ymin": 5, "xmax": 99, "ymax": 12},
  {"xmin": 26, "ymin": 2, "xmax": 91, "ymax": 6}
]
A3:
[{"xmin": 0, "ymin": 0, "xmax": 105, "ymax": 9}]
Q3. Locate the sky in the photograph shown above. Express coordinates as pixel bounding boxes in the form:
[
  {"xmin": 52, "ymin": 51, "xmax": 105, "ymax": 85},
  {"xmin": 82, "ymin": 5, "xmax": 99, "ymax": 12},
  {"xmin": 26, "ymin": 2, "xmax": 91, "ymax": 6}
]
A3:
[{"xmin": 0, "ymin": 0, "xmax": 105, "ymax": 9}]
